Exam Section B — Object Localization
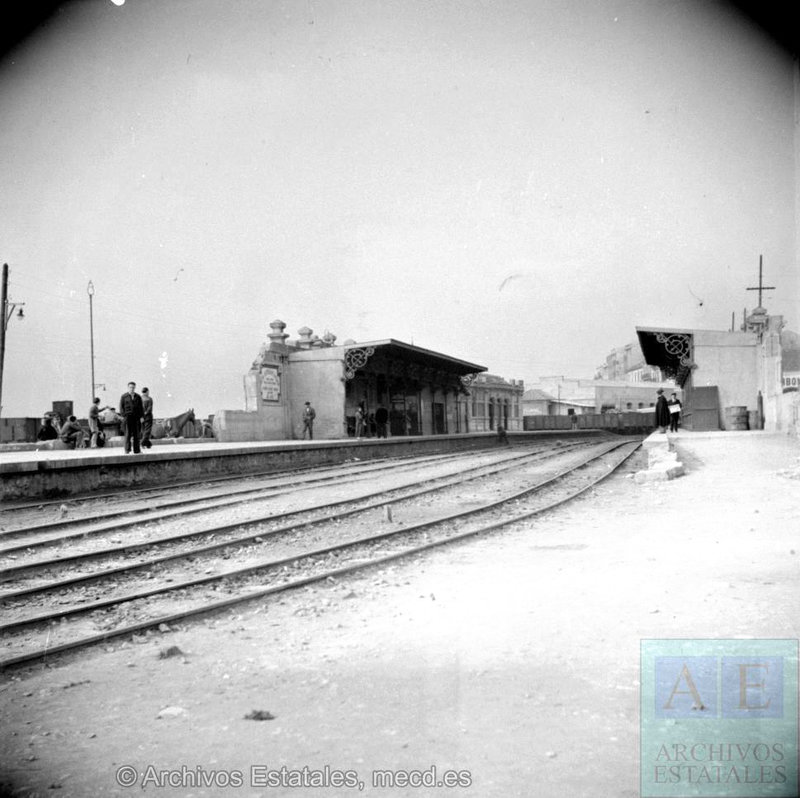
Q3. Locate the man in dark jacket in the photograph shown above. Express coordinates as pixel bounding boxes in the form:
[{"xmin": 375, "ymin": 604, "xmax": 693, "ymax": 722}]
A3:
[
  {"xmin": 654, "ymin": 388, "xmax": 670, "ymax": 433},
  {"xmin": 302, "ymin": 401, "xmax": 316, "ymax": 440},
  {"xmin": 119, "ymin": 381, "xmax": 145, "ymax": 453},
  {"xmin": 140, "ymin": 387, "xmax": 154, "ymax": 449},
  {"xmin": 59, "ymin": 415, "xmax": 85, "ymax": 449}
]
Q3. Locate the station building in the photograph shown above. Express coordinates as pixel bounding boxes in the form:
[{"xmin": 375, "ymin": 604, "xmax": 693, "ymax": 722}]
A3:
[
  {"xmin": 213, "ymin": 320, "xmax": 488, "ymax": 442},
  {"xmin": 637, "ymin": 306, "xmax": 800, "ymax": 432}
]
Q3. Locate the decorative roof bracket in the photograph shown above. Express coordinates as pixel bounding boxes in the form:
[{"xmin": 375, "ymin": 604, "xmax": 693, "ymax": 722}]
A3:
[{"xmin": 344, "ymin": 346, "xmax": 375, "ymax": 380}]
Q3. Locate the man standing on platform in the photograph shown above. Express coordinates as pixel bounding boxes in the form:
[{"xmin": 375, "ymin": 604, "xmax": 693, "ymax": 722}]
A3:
[
  {"xmin": 668, "ymin": 391, "xmax": 682, "ymax": 432},
  {"xmin": 375, "ymin": 404, "xmax": 389, "ymax": 438},
  {"xmin": 302, "ymin": 401, "xmax": 316, "ymax": 440},
  {"xmin": 141, "ymin": 387, "xmax": 154, "ymax": 449},
  {"xmin": 119, "ymin": 381, "xmax": 144, "ymax": 454},
  {"xmin": 87, "ymin": 397, "xmax": 110, "ymax": 448}
]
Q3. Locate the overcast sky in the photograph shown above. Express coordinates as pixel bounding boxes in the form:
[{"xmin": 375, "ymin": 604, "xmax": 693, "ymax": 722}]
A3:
[{"xmin": 0, "ymin": 0, "xmax": 796, "ymax": 419}]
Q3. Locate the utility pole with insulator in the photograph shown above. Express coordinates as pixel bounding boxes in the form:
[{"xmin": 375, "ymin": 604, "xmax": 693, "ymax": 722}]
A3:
[{"xmin": 0, "ymin": 263, "xmax": 26, "ymax": 419}]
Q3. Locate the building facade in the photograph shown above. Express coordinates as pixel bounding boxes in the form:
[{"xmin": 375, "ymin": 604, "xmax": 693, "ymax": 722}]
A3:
[
  {"xmin": 522, "ymin": 377, "xmax": 675, "ymax": 417},
  {"xmin": 637, "ymin": 308, "xmax": 800, "ymax": 432},
  {"xmin": 596, "ymin": 342, "xmax": 664, "ymax": 383},
  {"xmin": 468, "ymin": 374, "xmax": 524, "ymax": 432},
  {"xmin": 214, "ymin": 320, "xmax": 487, "ymax": 441}
]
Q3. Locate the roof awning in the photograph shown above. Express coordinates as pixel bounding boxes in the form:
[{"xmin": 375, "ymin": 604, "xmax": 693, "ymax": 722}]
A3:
[
  {"xmin": 636, "ymin": 327, "xmax": 695, "ymax": 387},
  {"xmin": 343, "ymin": 339, "xmax": 486, "ymax": 384}
]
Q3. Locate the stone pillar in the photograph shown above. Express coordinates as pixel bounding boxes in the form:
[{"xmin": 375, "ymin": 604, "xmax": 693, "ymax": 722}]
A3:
[
  {"xmin": 268, "ymin": 319, "xmax": 289, "ymax": 347},
  {"xmin": 297, "ymin": 326, "xmax": 313, "ymax": 349}
]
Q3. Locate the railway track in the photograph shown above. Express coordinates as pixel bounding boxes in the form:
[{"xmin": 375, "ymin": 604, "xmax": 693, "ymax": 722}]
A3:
[
  {"xmin": 0, "ymin": 445, "xmax": 503, "ymax": 522},
  {"xmin": 0, "ymin": 437, "xmax": 640, "ymax": 670},
  {"xmin": 0, "ymin": 440, "xmax": 593, "ymax": 563},
  {"xmin": 0, "ymin": 441, "xmax": 585, "ymax": 545}
]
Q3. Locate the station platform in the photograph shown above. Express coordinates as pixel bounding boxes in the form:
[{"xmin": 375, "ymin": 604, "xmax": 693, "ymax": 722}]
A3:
[
  {"xmin": 635, "ymin": 427, "xmax": 794, "ymax": 481},
  {"xmin": 0, "ymin": 429, "xmax": 606, "ymax": 502}
]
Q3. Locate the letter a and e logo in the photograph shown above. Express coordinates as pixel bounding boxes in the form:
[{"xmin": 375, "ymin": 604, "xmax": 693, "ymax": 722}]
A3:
[{"xmin": 641, "ymin": 639, "xmax": 798, "ymax": 798}]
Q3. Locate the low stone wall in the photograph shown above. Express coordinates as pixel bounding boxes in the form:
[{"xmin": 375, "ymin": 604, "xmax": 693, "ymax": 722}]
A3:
[
  {"xmin": 0, "ymin": 430, "xmax": 607, "ymax": 501},
  {"xmin": 635, "ymin": 432, "xmax": 685, "ymax": 482},
  {"xmin": 213, "ymin": 409, "xmax": 286, "ymax": 441}
]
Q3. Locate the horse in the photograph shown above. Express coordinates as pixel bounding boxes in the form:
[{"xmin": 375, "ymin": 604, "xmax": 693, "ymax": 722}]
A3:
[{"xmin": 152, "ymin": 409, "xmax": 196, "ymax": 439}]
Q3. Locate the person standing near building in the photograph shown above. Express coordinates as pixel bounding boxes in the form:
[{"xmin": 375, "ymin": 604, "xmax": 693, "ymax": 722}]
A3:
[
  {"xmin": 355, "ymin": 402, "xmax": 366, "ymax": 439},
  {"xmin": 119, "ymin": 381, "xmax": 144, "ymax": 454},
  {"xmin": 302, "ymin": 401, "xmax": 316, "ymax": 440},
  {"xmin": 375, "ymin": 404, "xmax": 389, "ymax": 438},
  {"xmin": 668, "ymin": 392, "xmax": 682, "ymax": 432},
  {"xmin": 140, "ymin": 387, "xmax": 154, "ymax": 449},
  {"xmin": 654, "ymin": 388, "xmax": 670, "ymax": 434}
]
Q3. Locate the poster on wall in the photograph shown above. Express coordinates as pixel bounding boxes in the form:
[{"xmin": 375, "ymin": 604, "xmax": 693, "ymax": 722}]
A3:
[
  {"xmin": 260, "ymin": 365, "xmax": 281, "ymax": 402},
  {"xmin": 783, "ymin": 371, "xmax": 800, "ymax": 390}
]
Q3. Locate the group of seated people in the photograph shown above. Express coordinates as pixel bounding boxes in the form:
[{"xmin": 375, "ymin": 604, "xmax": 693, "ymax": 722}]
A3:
[{"xmin": 36, "ymin": 415, "xmax": 88, "ymax": 449}]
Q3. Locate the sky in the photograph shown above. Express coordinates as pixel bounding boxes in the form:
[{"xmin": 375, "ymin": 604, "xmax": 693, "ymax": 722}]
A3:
[{"xmin": 0, "ymin": 0, "xmax": 797, "ymax": 420}]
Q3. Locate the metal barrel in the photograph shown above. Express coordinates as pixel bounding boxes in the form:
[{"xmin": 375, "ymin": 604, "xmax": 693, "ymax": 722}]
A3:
[{"xmin": 723, "ymin": 406, "xmax": 749, "ymax": 430}]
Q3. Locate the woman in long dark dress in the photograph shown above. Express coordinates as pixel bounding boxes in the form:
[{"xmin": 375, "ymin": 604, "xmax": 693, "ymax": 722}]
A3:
[{"xmin": 654, "ymin": 388, "xmax": 671, "ymax": 433}]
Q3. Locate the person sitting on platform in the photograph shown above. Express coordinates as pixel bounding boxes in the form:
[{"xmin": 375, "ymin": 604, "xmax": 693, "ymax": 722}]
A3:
[
  {"xmin": 36, "ymin": 417, "xmax": 59, "ymax": 441},
  {"xmin": 59, "ymin": 415, "xmax": 86, "ymax": 449}
]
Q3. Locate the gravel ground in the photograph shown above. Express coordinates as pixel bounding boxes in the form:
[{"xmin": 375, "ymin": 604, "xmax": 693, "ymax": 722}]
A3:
[{"xmin": 1, "ymin": 431, "xmax": 798, "ymax": 798}]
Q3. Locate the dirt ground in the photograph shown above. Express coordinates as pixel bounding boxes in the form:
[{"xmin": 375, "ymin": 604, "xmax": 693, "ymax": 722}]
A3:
[{"xmin": 1, "ymin": 431, "xmax": 799, "ymax": 798}]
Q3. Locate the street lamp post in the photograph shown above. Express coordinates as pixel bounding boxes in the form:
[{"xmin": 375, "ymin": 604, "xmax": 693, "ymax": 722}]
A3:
[
  {"xmin": 0, "ymin": 263, "xmax": 26, "ymax": 419},
  {"xmin": 87, "ymin": 280, "xmax": 95, "ymax": 401}
]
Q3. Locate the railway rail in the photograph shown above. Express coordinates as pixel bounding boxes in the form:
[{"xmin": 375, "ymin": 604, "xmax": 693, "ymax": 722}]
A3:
[
  {"xmin": 0, "ymin": 437, "xmax": 640, "ymax": 671},
  {"xmin": 0, "ymin": 440, "xmax": 591, "ymax": 561}
]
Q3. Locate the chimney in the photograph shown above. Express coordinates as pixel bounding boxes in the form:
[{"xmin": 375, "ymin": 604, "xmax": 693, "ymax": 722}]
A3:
[
  {"xmin": 268, "ymin": 319, "xmax": 289, "ymax": 346},
  {"xmin": 297, "ymin": 326, "xmax": 314, "ymax": 349}
]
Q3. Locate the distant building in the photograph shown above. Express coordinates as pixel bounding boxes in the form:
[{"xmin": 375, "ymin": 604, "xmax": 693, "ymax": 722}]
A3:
[
  {"xmin": 595, "ymin": 341, "xmax": 664, "ymax": 383},
  {"xmin": 522, "ymin": 376, "xmax": 676, "ymax": 416},
  {"xmin": 521, "ymin": 388, "xmax": 555, "ymax": 416},
  {"xmin": 468, "ymin": 373, "xmax": 524, "ymax": 431}
]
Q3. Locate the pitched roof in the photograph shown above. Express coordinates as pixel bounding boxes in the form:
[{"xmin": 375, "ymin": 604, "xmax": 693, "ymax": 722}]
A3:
[{"xmin": 522, "ymin": 388, "xmax": 555, "ymax": 401}]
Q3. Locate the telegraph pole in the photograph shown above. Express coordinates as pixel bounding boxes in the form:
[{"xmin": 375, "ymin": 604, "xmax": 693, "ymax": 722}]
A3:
[
  {"xmin": 87, "ymin": 281, "xmax": 96, "ymax": 400},
  {"xmin": 746, "ymin": 254, "xmax": 776, "ymax": 309},
  {"xmin": 0, "ymin": 263, "xmax": 7, "ymax": 418},
  {"xmin": 0, "ymin": 263, "xmax": 26, "ymax": 419}
]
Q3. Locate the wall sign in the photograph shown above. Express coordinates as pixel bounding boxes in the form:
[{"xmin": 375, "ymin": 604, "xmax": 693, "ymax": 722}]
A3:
[
  {"xmin": 782, "ymin": 372, "xmax": 800, "ymax": 389},
  {"xmin": 260, "ymin": 365, "xmax": 280, "ymax": 402}
]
